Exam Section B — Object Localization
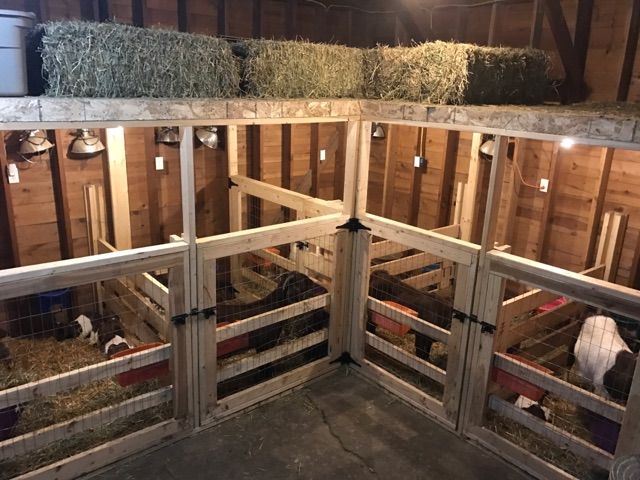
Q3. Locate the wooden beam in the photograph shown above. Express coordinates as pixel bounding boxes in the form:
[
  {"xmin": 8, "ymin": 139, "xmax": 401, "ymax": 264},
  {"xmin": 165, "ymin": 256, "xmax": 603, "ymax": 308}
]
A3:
[
  {"xmin": 177, "ymin": 0, "xmax": 188, "ymax": 32},
  {"xmin": 144, "ymin": 128, "xmax": 162, "ymax": 244},
  {"xmin": 616, "ymin": 337, "xmax": 640, "ymax": 456},
  {"xmin": 408, "ymin": 128, "xmax": 426, "ymax": 226},
  {"xmin": 617, "ymin": 0, "xmax": 640, "ymax": 101},
  {"xmin": 536, "ymin": 142, "xmax": 561, "ymax": 262},
  {"xmin": 105, "ymin": 127, "xmax": 132, "ymax": 250},
  {"xmin": 454, "ymin": 6, "xmax": 468, "ymax": 42},
  {"xmin": 252, "ymin": 0, "xmax": 262, "ymax": 37},
  {"xmin": 310, "ymin": 124, "xmax": 320, "ymax": 197},
  {"xmin": 281, "ymin": 124, "xmax": 292, "ymax": 222},
  {"xmin": 132, "ymin": 0, "xmax": 144, "ymax": 27},
  {"xmin": 487, "ymin": 3, "xmax": 499, "ymax": 46},
  {"xmin": 396, "ymin": 0, "xmax": 430, "ymax": 42},
  {"xmin": 574, "ymin": 0, "xmax": 594, "ymax": 75},
  {"xmin": 460, "ymin": 133, "xmax": 483, "ymax": 243},
  {"xmin": 97, "ymin": 0, "xmax": 110, "ymax": 22},
  {"xmin": 334, "ymin": 123, "xmax": 346, "ymax": 200},
  {"xmin": 80, "ymin": 0, "xmax": 96, "ymax": 20},
  {"xmin": 529, "ymin": 0, "xmax": 544, "ymax": 48},
  {"xmin": 217, "ymin": 0, "xmax": 228, "ymax": 36},
  {"xmin": 50, "ymin": 131, "xmax": 73, "ymax": 259},
  {"xmin": 285, "ymin": 0, "xmax": 297, "ymax": 39},
  {"xmin": 248, "ymin": 125, "xmax": 262, "ymax": 229},
  {"xmin": 584, "ymin": 148, "xmax": 614, "ymax": 268},
  {"xmin": 381, "ymin": 125, "xmax": 396, "ymax": 218},
  {"xmin": 436, "ymin": 130, "xmax": 459, "ymax": 227},
  {"xmin": 500, "ymin": 139, "xmax": 525, "ymax": 246},
  {"xmin": 0, "ymin": 135, "xmax": 19, "ymax": 267},
  {"xmin": 543, "ymin": 0, "xmax": 585, "ymax": 103}
]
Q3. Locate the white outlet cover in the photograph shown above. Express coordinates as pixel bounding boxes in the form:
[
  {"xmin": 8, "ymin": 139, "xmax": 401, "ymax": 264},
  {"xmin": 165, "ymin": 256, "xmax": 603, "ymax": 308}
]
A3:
[
  {"xmin": 7, "ymin": 163, "xmax": 19, "ymax": 184},
  {"xmin": 540, "ymin": 178, "xmax": 549, "ymax": 192},
  {"xmin": 414, "ymin": 156, "xmax": 422, "ymax": 168},
  {"xmin": 320, "ymin": 149, "xmax": 326, "ymax": 161},
  {"xmin": 155, "ymin": 156, "xmax": 164, "ymax": 171}
]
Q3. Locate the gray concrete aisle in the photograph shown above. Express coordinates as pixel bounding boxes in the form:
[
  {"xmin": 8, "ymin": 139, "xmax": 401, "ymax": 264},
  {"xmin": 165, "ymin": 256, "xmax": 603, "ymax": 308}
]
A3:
[{"xmin": 88, "ymin": 369, "xmax": 531, "ymax": 480}]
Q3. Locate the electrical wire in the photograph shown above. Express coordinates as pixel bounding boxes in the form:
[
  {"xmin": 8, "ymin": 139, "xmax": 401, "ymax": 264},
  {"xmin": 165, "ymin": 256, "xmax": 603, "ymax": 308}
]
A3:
[{"xmin": 512, "ymin": 157, "xmax": 541, "ymax": 190}]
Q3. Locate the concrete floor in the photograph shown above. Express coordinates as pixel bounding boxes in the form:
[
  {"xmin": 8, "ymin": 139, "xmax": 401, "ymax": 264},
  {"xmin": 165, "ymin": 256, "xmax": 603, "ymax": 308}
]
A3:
[{"xmin": 89, "ymin": 369, "xmax": 531, "ymax": 480}]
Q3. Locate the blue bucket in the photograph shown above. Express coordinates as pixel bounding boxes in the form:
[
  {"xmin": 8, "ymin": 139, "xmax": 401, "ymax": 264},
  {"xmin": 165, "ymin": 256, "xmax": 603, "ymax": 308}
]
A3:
[{"xmin": 36, "ymin": 288, "xmax": 71, "ymax": 314}]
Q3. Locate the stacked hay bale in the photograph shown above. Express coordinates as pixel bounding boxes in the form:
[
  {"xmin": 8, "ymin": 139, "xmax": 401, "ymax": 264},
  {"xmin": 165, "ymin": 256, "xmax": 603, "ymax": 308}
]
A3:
[
  {"xmin": 234, "ymin": 39, "xmax": 365, "ymax": 98},
  {"xmin": 37, "ymin": 21, "xmax": 239, "ymax": 98},
  {"xmin": 364, "ymin": 41, "xmax": 550, "ymax": 105}
]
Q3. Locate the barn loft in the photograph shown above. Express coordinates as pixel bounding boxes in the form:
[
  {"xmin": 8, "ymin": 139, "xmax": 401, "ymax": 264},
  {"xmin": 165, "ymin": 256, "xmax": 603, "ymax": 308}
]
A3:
[{"xmin": 1, "ymin": 1, "xmax": 640, "ymax": 480}]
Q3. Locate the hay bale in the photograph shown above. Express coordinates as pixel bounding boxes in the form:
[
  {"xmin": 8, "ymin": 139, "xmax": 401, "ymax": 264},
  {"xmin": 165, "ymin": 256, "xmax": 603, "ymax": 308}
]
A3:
[
  {"xmin": 235, "ymin": 39, "xmax": 365, "ymax": 98},
  {"xmin": 38, "ymin": 21, "xmax": 240, "ymax": 98},
  {"xmin": 365, "ymin": 41, "xmax": 550, "ymax": 105}
]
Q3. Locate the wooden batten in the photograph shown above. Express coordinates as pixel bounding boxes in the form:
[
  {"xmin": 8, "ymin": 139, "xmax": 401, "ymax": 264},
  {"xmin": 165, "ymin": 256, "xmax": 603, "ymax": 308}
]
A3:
[
  {"xmin": 436, "ymin": 130, "xmax": 459, "ymax": 227},
  {"xmin": 50, "ymin": 131, "xmax": 73, "ymax": 259},
  {"xmin": 104, "ymin": 127, "xmax": 132, "ymax": 250},
  {"xmin": 460, "ymin": 133, "xmax": 484, "ymax": 243},
  {"xmin": 535, "ymin": 142, "xmax": 561, "ymax": 262},
  {"xmin": 0, "ymin": 135, "xmax": 19, "ymax": 267}
]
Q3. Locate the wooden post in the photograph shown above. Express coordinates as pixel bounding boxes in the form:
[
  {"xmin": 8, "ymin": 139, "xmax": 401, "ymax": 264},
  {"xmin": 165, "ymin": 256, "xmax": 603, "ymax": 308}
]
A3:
[
  {"xmin": 310, "ymin": 124, "xmax": 320, "ymax": 197},
  {"xmin": 0, "ymin": 135, "xmax": 18, "ymax": 267},
  {"xmin": 248, "ymin": 126, "xmax": 262, "ymax": 228},
  {"xmin": 334, "ymin": 123, "xmax": 346, "ymax": 200},
  {"xmin": 197, "ymin": 255, "xmax": 217, "ymax": 419},
  {"xmin": 536, "ymin": 142, "xmax": 561, "ymax": 262},
  {"xmin": 281, "ymin": 124, "xmax": 292, "ymax": 222},
  {"xmin": 408, "ymin": 128, "xmax": 426, "ymax": 226},
  {"xmin": 252, "ymin": 0, "xmax": 262, "ymax": 38},
  {"xmin": 529, "ymin": 0, "xmax": 544, "ymax": 48},
  {"xmin": 178, "ymin": 126, "xmax": 197, "ymax": 424},
  {"xmin": 436, "ymin": 130, "xmax": 459, "ymax": 227},
  {"xmin": 97, "ymin": 0, "xmax": 110, "ymax": 21},
  {"xmin": 487, "ymin": 3, "xmax": 499, "ymax": 46},
  {"xmin": 132, "ymin": 0, "xmax": 144, "ymax": 27},
  {"xmin": 500, "ymin": 139, "xmax": 525, "ymax": 246},
  {"xmin": 144, "ymin": 128, "xmax": 162, "ymax": 244},
  {"xmin": 177, "ymin": 0, "xmax": 188, "ymax": 32},
  {"xmin": 227, "ymin": 126, "xmax": 243, "ymax": 288},
  {"xmin": 460, "ymin": 133, "xmax": 483, "ymax": 243},
  {"xmin": 50, "ymin": 131, "xmax": 73, "ymax": 259},
  {"xmin": 595, "ymin": 211, "xmax": 628, "ymax": 283},
  {"xmin": 168, "ymin": 262, "xmax": 189, "ymax": 420},
  {"xmin": 381, "ymin": 124, "xmax": 396, "ymax": 218},
  {"xmin": 217, "ymin": 0, "xmax": 228, "ymax": 36},
  {"xmin": 616, "ymin": 341, "xmax": 640, "ymax": 456},
  {"xmin": 285, "ymin": 0, "xmax": 297, "ymax": 39},
  {"xmin": 105, "ymin": 127, "xmax": 132, "ymax": 250},
  {"xmin": 617, "ymin": 0, "xmax": 640, "ymax": 101},
  {"xmin": 584, "ymin": 148, "xmax": 614, "ymax": 268}
]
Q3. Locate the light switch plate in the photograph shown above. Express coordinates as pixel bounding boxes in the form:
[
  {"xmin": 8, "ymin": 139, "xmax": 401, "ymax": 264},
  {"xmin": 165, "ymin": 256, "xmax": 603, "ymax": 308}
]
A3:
[
  {"xmin": 7, "ymin": 163, "xmax": 19, "ymax": 184},
  {"xmin": 155, "ymin": 156, "xmax": 164, "ymax": 171},
  {"xmin": 320, "ymin": 149, "xmax": 326, "ymax": 161}
]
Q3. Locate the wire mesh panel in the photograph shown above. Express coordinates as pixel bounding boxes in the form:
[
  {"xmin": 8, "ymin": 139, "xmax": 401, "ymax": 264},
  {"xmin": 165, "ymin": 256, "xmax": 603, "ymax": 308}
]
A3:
[
  {"xmin": 214, "ymin": 233, "xmax": 334, "ymax": 400},
  {"xmin": 481, "ymin": 275, "xmax": 638, "ymax": 479},
  {"xmin": 0, "ymin": 269, "xmax": 177, "ymax": 478},
  {"xmin": 362, "ymin": 225, "xmax": 472, "ymax": 425}
]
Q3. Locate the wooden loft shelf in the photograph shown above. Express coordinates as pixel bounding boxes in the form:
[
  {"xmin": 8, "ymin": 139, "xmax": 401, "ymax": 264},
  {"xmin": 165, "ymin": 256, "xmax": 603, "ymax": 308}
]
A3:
[{"xmin": 1, "ymin": 97, "xmax": 639, "ymax": 149}]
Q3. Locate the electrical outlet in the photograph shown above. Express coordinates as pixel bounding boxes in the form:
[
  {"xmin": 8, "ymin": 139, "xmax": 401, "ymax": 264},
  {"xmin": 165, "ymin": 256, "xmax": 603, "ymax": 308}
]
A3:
[
  {"xmin": 155, "ymin": 156, "xmax": 164, "ymax": 171},
  {"xmin": 320, "ymin": 149, "xmax": 326, "ymax": 161},
  {"xmin": 414, "ymin": 155, "xmax": 426, "ymax": 168},
  {"xmin": 540, "ymin": 178, "xmax": 549, "ymax": 192},
  {"xmin": 6, "ymin": 163, "xmax": 19, "ymax": 184}
]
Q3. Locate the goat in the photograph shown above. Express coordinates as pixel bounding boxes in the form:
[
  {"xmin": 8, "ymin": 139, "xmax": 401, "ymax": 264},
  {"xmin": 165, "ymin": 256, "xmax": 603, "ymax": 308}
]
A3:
[
  {"xmin": 515, "ymin": 395, "xmax": 550, "ymax": 422},
  {"xmin": 573, "ymin": 315, "xmax": 638, "ymax": 403},
  {"xmin": 54, "ymin": 313, "xmax": 98, "ymax": 344},
  {"xmin": 368, "ymin": 270, "xmax": 453, "ymax": 361},
  {"xmin": 104, "ymin": 334, "xmax": 132, "ymax": 357},
  {"xmin": 217, "ymin": 271, "xmax": 328, "ymax": 353}
]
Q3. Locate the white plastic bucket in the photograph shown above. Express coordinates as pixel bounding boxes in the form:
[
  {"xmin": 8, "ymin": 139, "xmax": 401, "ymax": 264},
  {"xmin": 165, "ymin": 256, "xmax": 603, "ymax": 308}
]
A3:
[{"xmin": 0, "ymin": 10, "xmax": 35, "ymax": 96}]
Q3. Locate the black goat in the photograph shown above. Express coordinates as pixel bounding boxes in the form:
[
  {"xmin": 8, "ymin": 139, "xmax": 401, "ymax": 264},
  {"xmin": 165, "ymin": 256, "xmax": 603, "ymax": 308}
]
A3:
[
  {"xmin": 368, "ymin": 270, "xmax": 452, "ymax": 361},
  {"xmin": 217, "ymin": 271, "xmax": 328, "ymax": 353}
]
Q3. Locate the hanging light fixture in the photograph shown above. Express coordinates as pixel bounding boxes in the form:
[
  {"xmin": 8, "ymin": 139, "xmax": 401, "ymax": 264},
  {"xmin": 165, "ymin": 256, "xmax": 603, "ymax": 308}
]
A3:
[
  {"xmin": 70, "ymin": 129, "xmax": 105, "ymax": 156},
  {"xmin": 371, "ymin": 123, "xmax": 386, "ymax": 139},
  {"xmin": 479, "ymin": 138, "xmax": 496, "ymax": 158},
  {"xmin": 19, "ymin": 129, "xmax": 54, "ymax": 156},
  {"xmin": 156, "ymin": 126, "xmax": 180, "ymax": 145},
  {"xmin": 195, "ymin": 126, "xmax": 219, "ymax": 149}
]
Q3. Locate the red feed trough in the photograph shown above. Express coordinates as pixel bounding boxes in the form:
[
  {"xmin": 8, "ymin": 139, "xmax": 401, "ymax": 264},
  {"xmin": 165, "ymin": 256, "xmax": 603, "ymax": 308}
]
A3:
[
  {"xmin": 111, "ymin": 342, "xmax": 170, "ymax": 387},
  {"xmin": 370, "ymin": 301, "xmax": 417, "ymax": 337},
  {"xmin": 491, "ymin": 353, "xmax": 553, "ymax": 401},
  {"xmin": 217, "ymin": 321, "xmax": 250, "ymax": 357}
]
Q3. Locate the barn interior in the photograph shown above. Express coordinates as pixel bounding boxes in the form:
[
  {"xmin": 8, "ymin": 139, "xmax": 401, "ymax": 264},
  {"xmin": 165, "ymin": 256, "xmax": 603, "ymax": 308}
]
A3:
[{"xmin": 1, "ymin": 1, "xmax": 640, "ymax": 480}]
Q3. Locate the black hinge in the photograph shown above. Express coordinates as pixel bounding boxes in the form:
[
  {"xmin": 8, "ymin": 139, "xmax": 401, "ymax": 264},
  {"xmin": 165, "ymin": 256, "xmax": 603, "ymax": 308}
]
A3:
[
  {"xmin": 330, "ymin": 352, "xmax": 362, "ymax": 367},
  {"xmin": 228, "ymin": 177, "xmax": 238, "ymax": 189},
  {"xmin": 452, "ymin": 309, "xmax": 467, "ymax": 323},
  {"xmin": 171, "ymin": 306, "xmax": 217, "ymax": 325},
  {"xmin": 336, "ymin": 218, "xmax": 371, "ymax": 233}
]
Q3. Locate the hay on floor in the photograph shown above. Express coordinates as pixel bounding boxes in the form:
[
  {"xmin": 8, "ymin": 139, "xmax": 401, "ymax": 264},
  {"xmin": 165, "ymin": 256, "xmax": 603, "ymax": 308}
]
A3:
[
  {"xmin": 38, "ymin": 21, "xmax": 240, "ymax": 98},
  {"xmin": 365, "ymin": 41, "xmax": 550, "ymax": 105},
  {"xmin": 234, "ymin": 39, "xmax": 365, "ymax": 98}
]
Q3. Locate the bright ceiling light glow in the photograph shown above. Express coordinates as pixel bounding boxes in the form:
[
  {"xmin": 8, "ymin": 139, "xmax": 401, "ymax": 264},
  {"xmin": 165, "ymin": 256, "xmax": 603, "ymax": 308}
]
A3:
[{"xmin": 560, "ymin": 137, "xmax": 575, "ymax": 149}]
